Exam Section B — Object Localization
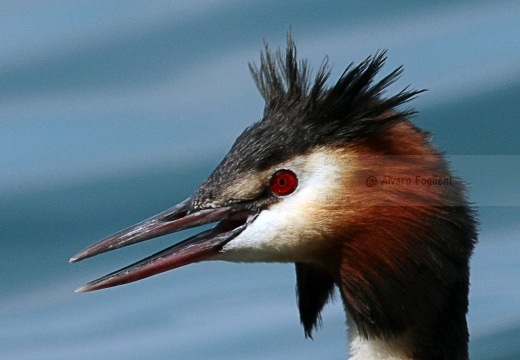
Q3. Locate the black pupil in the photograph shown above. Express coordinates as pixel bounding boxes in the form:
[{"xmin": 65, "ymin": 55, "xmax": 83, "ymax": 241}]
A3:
[{"xmin": 279, "ymin": 178, "xmax": 286, "ymax": 186}]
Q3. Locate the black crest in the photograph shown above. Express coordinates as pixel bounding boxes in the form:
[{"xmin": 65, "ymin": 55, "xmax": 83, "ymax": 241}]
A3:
[
  {"xmin": 248, "ymin": 32, "xmax": 424, "ymax": 145},
  {"xmin": 196, "ymin": 33, "xmax": 423, "ymax": 203}
]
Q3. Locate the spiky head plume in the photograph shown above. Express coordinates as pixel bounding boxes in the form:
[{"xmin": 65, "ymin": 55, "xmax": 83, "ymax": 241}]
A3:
[
  {"xmin": 196, "ymin": 33, "xmax": 424, "ymax": 204},
  {"xmin": 249, "ymin": 33, "xmax": 422, "ymax": 129}
]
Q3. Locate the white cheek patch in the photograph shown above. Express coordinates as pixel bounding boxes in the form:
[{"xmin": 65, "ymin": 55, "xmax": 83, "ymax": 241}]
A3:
[{"xmin": 216, "ymin": 150, "xmax": 348, "ymax": 263}]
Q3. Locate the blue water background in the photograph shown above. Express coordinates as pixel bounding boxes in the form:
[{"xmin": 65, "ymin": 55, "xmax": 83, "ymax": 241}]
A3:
[{"xmin": 1, "ymin": 1, "xmax": 519, "ymax": 359}]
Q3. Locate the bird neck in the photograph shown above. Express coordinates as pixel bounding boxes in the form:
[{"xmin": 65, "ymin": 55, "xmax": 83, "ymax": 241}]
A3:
[
  {"xmin": 341, "ymin": 283, "xmax": 470, "ymax": 360},
  {"xmin": 335, "ymin": 205, "xmax": 474, "ymax": 360},
  {"xmin": 328, "ymin": 124, "xmax": 476, "ymax": 359},
  {"xmin": 294, "ymin": 123, "xmax": 476, "ymax": 358},
  {"xmin": 346, "ymin": 317, "xmax": 414, "ymax": 360}
]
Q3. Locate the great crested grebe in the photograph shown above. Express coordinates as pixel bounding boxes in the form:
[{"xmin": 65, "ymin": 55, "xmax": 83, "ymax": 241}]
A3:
[{"xmin": 71, "ymin": 34, "xmax": 477, "ymax": 359}]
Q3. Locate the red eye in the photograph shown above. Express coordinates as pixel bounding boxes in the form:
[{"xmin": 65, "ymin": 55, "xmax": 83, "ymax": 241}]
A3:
[{"xmin": 269, "ymin": 169, "xmax": 298, "ymax": 196}]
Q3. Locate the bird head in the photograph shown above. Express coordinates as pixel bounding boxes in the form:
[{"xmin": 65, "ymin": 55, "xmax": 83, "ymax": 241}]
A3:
[{"xmin": 71, "ymin": 34, "xmax": 476, "ymax": 343}]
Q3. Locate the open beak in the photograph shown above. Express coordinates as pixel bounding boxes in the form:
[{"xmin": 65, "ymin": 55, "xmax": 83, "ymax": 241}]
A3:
[{"xmin": 70, "ymin": 196, "xmax": 258, "ymax": 292}]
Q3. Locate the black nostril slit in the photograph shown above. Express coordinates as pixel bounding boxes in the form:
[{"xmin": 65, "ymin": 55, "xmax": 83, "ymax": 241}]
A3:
[{"xmin": 162, "ymin": 210, "xmax": 188, "ymax": 222}]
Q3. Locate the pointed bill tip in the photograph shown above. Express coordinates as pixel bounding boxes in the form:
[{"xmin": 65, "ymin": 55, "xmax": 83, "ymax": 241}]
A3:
[
  {"xmin": 69, "ymin": 247, "xmax": 95, "ymax": 263},
  {"xmin": 74, "ymin": 285, "xmax": 90, "ymax": 293}
]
